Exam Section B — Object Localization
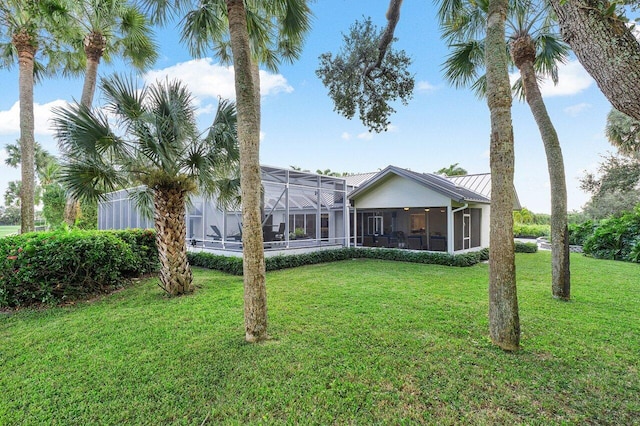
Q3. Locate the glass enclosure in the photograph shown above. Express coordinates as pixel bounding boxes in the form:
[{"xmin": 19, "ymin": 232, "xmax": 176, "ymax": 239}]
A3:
[{"xmin": 98, "ymin": 166, "xmax": 351, "ymax": 252}]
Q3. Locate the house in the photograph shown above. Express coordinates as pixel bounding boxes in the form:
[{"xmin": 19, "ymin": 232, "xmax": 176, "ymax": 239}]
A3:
[
  {"xmin": 347, "ymin": 165, "xmax": 520, "ymax": 253},
  {"xmin": 97, "ymin": 164, "xmax": 520, "ymax": 256}
]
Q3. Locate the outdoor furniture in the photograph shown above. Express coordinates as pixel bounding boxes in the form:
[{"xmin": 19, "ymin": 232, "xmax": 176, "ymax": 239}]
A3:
[
  {"xmin": 408, "ymin": 235, "xmax": 423, "ymax": 250},
  {"xmin": 363, "ymin": 235, "xmax": 376, "ymax": 247},
  {"xmin": 207, "ymin": 225, "xmax": 222, "ymax": 240},
  {"xmin": 274, "ymin": 223, "xmax": 286, "ymax": 241},
  {"xmin": 430, "ymin": 235, "xmax": 447, "ymax": 251}
]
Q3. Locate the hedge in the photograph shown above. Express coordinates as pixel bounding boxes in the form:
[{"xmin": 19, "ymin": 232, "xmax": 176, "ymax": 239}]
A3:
[
  {"xmin": 0, "ymin": 229, "xmax": 158, "ymax": 308},
  {"xmin": 188, "ymin": 247, "xmax": 493, "ymax": 275},
  {"xmin": 513, "ymin": 223, "xmax": 550, "ymax": 238}
]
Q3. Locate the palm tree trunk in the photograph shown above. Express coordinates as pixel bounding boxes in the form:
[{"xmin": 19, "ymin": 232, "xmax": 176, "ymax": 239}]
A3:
[
  {"xmin": 517, "ymin": 59, "xmax": 570, "ymax": 301},
  {"xmin": 227, "ymin": 0, "xmax": 268, "ymax": 343},
  {"xmin": 64, "ymin": 51, "xmax": 102, "ymax": 227},
  {"xmin": 154, "ymin": 187, "xmax": 193, "ymax": 296},
  {"xmin": 548, "ymin": 0, "xmax": 640, "ymax": 121},
  {"xmin": 13, "ymin": 30, "xmax": 37, "ymax": 234},
  {"xmin": 485, "ymin": 0, "xmax": 520, "ymax": 351},
  {"xmin": 81, "ymin": 56, "xmax": 100, "ymax": 107}
]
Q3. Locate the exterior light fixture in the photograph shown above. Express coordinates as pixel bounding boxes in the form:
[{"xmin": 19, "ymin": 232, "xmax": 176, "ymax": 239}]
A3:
[
  {"xmin": 403, "ymin": 207, "xmax": 410, "ymax": 211},
  {"xmin": 424, "ymin": 208, "xmax": 430, "ymax": 212}
]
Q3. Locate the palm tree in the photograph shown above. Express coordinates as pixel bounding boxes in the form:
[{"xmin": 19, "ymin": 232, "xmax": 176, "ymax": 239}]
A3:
[
  {"xmin": 52, "ymin": 74, "xmax": 240, "ymax": 296},
  {"xmin": 70, "ymin": 0, "xmax": 159, "ymax": 109},
  {"xmin": 606, "ymin": 109, "xmax": 640, "ymax": 160},
  {"xmin": 143, "ymin": 0, "xmax": 312, "ymax": 342},
  {"xmin": 0, "ymin": 0, "xmax": 73, "ymax": 233},
  {"xmin": 438, "ymin": 0, "xmax": 520, "ymax": 350},
  {"xmin": 440, "ymin": 0, "xmax": 571, "ymax": 301},
  {"xmin": 436, "ymin": 163, "xmax": 468, "ymax": 176},
  {"xmin": 60, "ymin": 0, "xmax": 159, "ymax": 226}
]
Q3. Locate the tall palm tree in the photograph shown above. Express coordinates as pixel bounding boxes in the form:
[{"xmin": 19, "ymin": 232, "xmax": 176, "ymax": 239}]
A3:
[
  {"xmin": 52, "ymin": 74, "xmax": 240, "ymax": 296},
  {"xmin": 439, "ymin": 0, "xmax": 520, "ymax": 350},
  {"xmin": 0, "ymin": 0, "xmax": 73, "ymax": 233},
  {"xmin": 142, "ymin": 0, "xmax": 312, "ymax": 342},
  {"xmin": 439, "ymin": 0, "xmax": 571, "ymax": 301},
  {"xmin": 61, "ymin": 0, "xmax": 159, "ymax": 226}
]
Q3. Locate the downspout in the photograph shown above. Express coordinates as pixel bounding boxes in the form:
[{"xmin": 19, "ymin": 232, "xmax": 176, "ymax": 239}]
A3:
[{"xmin": 449, "ymin": 203, "xmax": 468, "ymax": 254}]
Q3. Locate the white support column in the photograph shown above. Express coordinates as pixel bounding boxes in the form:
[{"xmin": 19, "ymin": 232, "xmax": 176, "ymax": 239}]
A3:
[{"xmin": 447, "ymin": 205, "xmax": 454, "ymax": 254}]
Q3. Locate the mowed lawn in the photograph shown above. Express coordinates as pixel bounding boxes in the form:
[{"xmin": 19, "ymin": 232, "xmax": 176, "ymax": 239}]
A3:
[
  {"xmin": 0, "ymin": 226, "xmax": 19, "ymax": 237},
  {"xmin": 1, "ymin": 252, "xmax": 638, "ymax": 425}
]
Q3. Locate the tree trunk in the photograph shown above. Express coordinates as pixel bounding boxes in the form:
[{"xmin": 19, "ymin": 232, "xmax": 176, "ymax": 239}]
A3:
[
  {"xmin": 13, "ymin": 30, "xmax": 37, "ymax": 234},
  {"xmin": 227, "ymin": 0, "xmax": 268, "ymax": 343},
  {"xmin": 485, "ymin": 0, "xmax": 520, "ymax": 351},
  {"xmin": 64, "ymin": 37, "xmax": 104, "ymax": 227},
  {"xmin": 548, "ymin": 0, "xmax": 640, "ymax": 121},
  {"xmin": 154, "ymin": 186, "xmax": 193, "ymax": 296},
  {"xmin": 513, "ymin": 42, "xmax": 571, "ymax": 301}
]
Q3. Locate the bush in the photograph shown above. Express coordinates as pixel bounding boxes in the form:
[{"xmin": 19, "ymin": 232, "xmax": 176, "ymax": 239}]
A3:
[
  {"xmin": 583, "ymin": 207, "xmax": 640, "ymax": 262},
  {"xmin": 515, "ymin": 241, "xmax": 538, "ymax": 253},
  {"xmin": 568, "ymin": 220, "xmax": 596, "ymax": 246},
  {"xmin": 0, "ymin": 229, "xmax": 158, "ymax": 308},
  {"xmin": 513, "ymin": 223, "xmax": 549, "ymax": 238},
  {"xmin": 188, "ymin": 246, "xmax": 498, "ymax": 276}
]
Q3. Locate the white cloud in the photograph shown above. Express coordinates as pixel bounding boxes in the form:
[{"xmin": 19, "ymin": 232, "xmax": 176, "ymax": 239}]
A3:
[
  {"xmin": 0, "ymin": 99, "xmax": 69, "ymax": 136},
  {"xmin": 357, "ymin": 131, "xmax": 373, "ymax": 140},
  {"xmin": 564, "ymin": 102, "xmax": 592, "ymax": 117},
  {"xmin": 417, "ymin": 80, "xmax": 436, "ymax": 92},
  {"xmin": 341, "ymin": 132, "xmax": 351, "ymax": 140},
  {"xmin": 144, "ymin": 58, "xmax": 293, "ymax": 102},
  {"xmin": 509, "ymin": 60, "xmax": 593, "ymax": 97},
  {"xmin": 539, "ymin": 60, "xmax": 593, "ymax": 97},
  {"xmin": 260, "ymin": 131, "xmax": 265, "ymax": 141}
]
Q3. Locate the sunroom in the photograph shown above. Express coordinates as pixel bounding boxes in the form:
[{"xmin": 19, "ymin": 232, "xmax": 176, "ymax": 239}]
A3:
[{"xmin": 97, "ymin": 166, "xmax": 351, "ymax": 256}]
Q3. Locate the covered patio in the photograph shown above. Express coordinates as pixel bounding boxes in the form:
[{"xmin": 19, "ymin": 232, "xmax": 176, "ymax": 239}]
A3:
[{"xmin": 348, "ymin": 166, "xmax": 494, "ymax": 254}]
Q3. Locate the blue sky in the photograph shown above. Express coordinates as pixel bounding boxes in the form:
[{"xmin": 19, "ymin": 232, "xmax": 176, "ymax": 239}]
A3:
[{"xmin": 0, "ymin": 1, "xmax": 617, "ymax": 214}]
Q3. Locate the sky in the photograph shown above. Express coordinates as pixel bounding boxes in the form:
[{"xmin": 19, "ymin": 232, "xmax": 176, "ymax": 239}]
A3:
[{"xmin": 0, "ymin": 1, "xmax": 618, "ymax": 214}]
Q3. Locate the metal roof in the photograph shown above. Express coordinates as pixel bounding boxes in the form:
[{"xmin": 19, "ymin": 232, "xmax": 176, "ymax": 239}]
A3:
[{"xmin": 348, "ymin": 165, "xmax": 491, "ymax": 204}]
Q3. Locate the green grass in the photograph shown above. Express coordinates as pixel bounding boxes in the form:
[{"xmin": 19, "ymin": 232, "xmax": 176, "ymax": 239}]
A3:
[
  {"xmin": 1, "ymin": 252, "xmax": 638, "ymax": 425},
  {"xmin": 0, "ymin": 225, "xmax": 19, "ymax": 237}
]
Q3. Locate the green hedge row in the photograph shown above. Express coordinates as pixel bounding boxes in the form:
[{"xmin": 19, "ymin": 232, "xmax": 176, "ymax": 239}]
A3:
[
  {"xmin": 513, "ymin": 223, "xmax": 550, "ymax": 238},
  {"xmin": 188, "ymin": 247, "xmax": 493, "ymax": 276},
  {"xmin": 514, "ymin": 241, "xmax": 538, "ymax": 253},
  {"xmin": 0, "ymin": 229, "xmax": 158, "ymax": 308}
]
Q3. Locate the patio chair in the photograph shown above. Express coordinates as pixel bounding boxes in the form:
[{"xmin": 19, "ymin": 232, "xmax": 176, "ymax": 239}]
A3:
[
  {"xmin": 376, "ymin": 236, "xmax": 389, "ymax": 247},
  {"xmin": 274, "ymin": 223, "xmax": 286, "ymax": 241},
  {"xmin": 408, "ymin": 235, "xmax": 423, "ymax": 250},
  {"xmin": 207, "ymin": 225, "xmax": 222, "ymax": 240},
  {"xmin": 363, "ymin": 235, "xmax": 375, "ymax": 247}
]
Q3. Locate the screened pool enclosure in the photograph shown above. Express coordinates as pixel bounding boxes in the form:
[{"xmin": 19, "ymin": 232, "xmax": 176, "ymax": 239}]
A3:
[{"xmin": 98, "ymin": 166, "xmax": 351, "ymax": 255}]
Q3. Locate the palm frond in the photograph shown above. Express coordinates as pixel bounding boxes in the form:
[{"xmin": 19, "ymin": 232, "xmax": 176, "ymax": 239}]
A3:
[
  {"xmin": 179, "ymin": 1, "xmax": 227, "ymax": 58},
  {"xmin": 441, "ymin": 40, "xmax": 485, "ymax": 89}
]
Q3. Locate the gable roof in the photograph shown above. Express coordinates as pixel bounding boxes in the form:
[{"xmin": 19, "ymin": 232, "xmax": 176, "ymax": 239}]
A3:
[{"xmin": 348, "ymin": 165, "xmax": 491, "ymax": 204}]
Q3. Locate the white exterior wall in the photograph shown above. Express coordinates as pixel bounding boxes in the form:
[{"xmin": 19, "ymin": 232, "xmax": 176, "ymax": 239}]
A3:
[{"xmin": 353, "ymin": 175, "xmax": 452, "ymax": 209}]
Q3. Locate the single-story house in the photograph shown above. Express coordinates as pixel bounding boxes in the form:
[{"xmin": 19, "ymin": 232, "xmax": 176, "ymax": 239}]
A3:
[
  {"xmin": 98, "ymin": 164, "xmax": 520, "ymax": 256},
  {"xmin": 347, "ymin": 165, "xmax": 520, "ymax": 253}
]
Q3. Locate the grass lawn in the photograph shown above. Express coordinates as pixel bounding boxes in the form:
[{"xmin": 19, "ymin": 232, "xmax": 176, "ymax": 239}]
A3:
[
  {"xmin": 0, "ymin": 225, "xmax": 19, "ymax": 237},
  {"xmin": 1, "ymin": 252, "xmax": 638, "ymax": 425}
]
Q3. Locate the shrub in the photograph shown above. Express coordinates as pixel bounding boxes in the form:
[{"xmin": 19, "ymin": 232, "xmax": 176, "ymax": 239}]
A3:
[
  {"xmin": 583, "ymin": 207, "xmax": 640, "ymax": 262},
  {"xmin": 568, "ymin": 220, "xmax": 596, "ymax": 246},
  {"xmin": 515, "ymin": 241, "xmax": 538, "ymax": 253},
  {"xmin": 187, "ymin": 246, "xmax": 500, "ymax": 276},
  {"xmin": 513, "ymin": 223, "xmax": 549, "ymax": 238},
  {"xmin": 0, "ymin": 229, "xmax": 158, "ymax": 308}
]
